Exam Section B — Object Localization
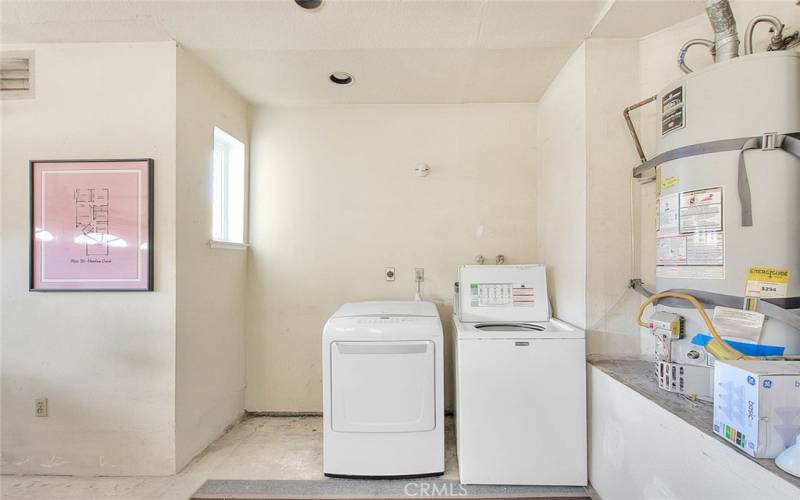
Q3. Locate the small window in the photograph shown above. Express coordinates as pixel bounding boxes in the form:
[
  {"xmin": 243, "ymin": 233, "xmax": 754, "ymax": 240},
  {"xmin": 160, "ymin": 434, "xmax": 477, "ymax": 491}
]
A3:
[{"xmin": 212, "ymin": 127, "xmax": 246, "ymax": 245}]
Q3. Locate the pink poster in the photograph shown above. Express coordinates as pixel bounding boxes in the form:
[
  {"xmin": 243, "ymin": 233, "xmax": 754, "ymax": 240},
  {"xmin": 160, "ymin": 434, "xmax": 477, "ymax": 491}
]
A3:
[{"xmin": 30, "ymin": 159, "xmax": 153, "ymax": 291}]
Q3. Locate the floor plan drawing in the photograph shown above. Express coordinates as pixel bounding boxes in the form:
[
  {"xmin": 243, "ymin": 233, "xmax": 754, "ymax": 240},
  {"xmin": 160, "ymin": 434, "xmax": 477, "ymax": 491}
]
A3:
[{"xmin": 75, "ymin": 188, "xmax": 110, "ymax": 256}]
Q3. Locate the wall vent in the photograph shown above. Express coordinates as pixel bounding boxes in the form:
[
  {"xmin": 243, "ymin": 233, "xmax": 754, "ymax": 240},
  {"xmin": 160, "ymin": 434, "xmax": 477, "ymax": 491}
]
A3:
[{"xmin": 1, "ymin": 52, "xmax": 34, "ymax": 99}]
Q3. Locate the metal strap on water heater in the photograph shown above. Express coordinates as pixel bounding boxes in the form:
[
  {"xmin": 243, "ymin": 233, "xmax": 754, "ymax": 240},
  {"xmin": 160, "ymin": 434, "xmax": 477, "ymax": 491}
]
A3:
[
  {"xmin": 632, "ymin": 132, "xmax": 800, "ymax": 226},
  {"xmin": 630, "ymin": 279, "xmax": 800, "ymax": 330}
]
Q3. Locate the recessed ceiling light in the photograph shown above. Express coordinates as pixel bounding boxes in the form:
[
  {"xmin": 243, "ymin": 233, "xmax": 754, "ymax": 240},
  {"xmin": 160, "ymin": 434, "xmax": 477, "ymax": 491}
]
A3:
[
  {"xmin": 329, "ymin": 72, "xmax": 354, "ymax": 86},
  {"xmin": 295, "ymin": 0, "xmax": 323, "ymax": 11}
]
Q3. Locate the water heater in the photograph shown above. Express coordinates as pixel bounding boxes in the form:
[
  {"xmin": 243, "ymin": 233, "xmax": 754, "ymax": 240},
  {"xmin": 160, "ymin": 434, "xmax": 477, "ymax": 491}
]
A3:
[
  {"xmin": 628, "ymin": 49, "xmax": 800, "ymax": 399},
  {"xmin": 656, "ymin": 51, "xmax": 800, "ymax": 366}
]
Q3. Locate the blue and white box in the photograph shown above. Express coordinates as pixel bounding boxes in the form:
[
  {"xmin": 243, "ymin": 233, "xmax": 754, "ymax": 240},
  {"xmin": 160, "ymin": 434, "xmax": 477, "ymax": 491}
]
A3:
[{"xmin": 713, "ymin": 359, "xmax": 800, "ymax": 458}]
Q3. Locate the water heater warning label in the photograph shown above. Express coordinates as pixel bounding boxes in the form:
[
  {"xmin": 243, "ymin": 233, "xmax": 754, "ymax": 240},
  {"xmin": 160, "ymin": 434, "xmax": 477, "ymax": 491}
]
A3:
[
  {"xmin": 679, "ymin": 188, "xmax": 722, "ymax": 233},
  {"xmin": 662, "ymin": 85, "xmax": 685, "ymax": 136},
  {"xmin": 657, "ymin": 186, "xmax": 724, "ymax": 279}
]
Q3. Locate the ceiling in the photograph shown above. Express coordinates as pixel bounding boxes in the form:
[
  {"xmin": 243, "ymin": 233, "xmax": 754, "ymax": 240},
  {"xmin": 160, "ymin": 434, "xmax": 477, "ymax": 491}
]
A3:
[{"xmin": 0, "ymin": 0, "xmax": 706, "ymax": 106}]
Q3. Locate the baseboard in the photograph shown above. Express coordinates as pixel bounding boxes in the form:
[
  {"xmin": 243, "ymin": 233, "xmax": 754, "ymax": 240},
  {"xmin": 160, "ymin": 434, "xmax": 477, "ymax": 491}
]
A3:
[
  {"xmin": 244, "ymin": 409, "xmax": 453, "ymax": 419},
  {"xmin": 245, "ymin": 410, "xmax": 455, "ymax": 417},
  {"xmin": 246, "ymin": 410, "xmax": 323, "ymax": 417}
]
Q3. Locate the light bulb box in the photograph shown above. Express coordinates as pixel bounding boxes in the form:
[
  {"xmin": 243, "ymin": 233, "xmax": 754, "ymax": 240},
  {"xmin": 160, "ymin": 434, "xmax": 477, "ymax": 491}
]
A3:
[{"xmin": 713, "ymin": 359, "xmax": 800, "ymax": 458}]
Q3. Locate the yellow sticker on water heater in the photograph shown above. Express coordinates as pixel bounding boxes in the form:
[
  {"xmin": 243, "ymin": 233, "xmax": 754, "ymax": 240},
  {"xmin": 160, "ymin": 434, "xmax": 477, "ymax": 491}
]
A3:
[
  {"xmin": 745, "ymin": 266, "xmax": 790, "ymax": 299},
  {"xmin": 661, "ymin": 176, "xmax": 679, "ymax": 190}
]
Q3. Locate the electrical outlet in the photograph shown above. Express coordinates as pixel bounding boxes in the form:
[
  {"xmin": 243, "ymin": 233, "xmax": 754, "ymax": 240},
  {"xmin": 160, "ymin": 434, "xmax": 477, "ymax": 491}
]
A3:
[
  {"xmin": 415, "ymin": 268, "xmax": 424, "ymax": 282},
  {"xmin": 385, "ymin": 267, "xmax": 395, "ymax": 281},
  {"xmin": 35, "ymin": 398, "xmax": 48, "ymax": 417}
]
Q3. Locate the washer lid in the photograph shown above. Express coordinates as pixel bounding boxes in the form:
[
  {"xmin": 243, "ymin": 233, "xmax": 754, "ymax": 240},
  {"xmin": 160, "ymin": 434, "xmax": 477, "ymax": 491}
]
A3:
[
  {"xmin": 331, "ymin": 300, "xmax": 438, "ymax": 318},
  {"xmin": 457, "ymin": 264, "xmax": 549, "ymax": 323}
]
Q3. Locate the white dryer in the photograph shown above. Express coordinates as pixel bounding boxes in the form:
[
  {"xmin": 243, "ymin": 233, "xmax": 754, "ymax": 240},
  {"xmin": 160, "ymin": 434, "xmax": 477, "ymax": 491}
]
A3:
[
  {"xmin": 322, "ymin": 301, "xmax": 444, "ymax": 478},
  {"xmin": 453, "ymin": 265, "xmax": 587, "ymax": 485}
]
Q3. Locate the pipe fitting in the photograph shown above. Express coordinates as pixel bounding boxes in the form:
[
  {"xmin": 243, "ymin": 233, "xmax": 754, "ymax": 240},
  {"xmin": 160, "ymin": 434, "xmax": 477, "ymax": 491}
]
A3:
[{"xmin": 744, "ymin": 15, "xmax": 785, "ymax": 54}]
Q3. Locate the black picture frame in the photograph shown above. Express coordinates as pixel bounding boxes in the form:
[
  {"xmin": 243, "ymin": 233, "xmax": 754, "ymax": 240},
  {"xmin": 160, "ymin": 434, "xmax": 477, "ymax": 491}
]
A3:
[{"xmin": 29, "ymin": 158, "xmax": 154, "ymax": 292}]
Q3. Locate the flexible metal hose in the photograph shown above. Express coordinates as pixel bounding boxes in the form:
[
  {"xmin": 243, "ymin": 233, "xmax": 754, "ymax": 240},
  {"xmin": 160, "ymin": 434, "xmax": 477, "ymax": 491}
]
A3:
[
  {"xmin": 705, "ymin": 0, "xmax": 740, "ymax": 62},
  {"xmin": 744, "ymin": 15, "xmax": 784, "ymax": 54},
  {"xmin": 678, "ymin": 38, "xmax": 716, "ymax": 74}
]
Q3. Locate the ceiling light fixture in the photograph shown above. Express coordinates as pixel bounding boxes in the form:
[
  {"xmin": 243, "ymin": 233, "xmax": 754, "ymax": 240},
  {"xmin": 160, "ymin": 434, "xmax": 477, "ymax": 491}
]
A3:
[
  {"xmin": 295, "ymin": 0, "xmax": 324, "ymax": 11},
  {"xmin": 329, "ymin": 72, "xmax": 354, "ymax": 86}
]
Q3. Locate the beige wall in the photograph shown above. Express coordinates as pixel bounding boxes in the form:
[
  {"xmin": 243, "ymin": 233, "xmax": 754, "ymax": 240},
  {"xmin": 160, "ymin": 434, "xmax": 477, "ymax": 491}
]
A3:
[
  {"xmin": 0, "ymin": 42, "xmax": 252, "ymax": 476},
  {"xmin": 537, "ymin": 44, "xmax": 587, "ymax": 329},
  {"xmin": 175, "ymin": 48, "xmax": 249, "ymax": 470},
  {"xmin": 246, "ymin": 104, "xmax": 538, "ymax": 411},
  {"xmin": 537, "ymin": 39, "xmax": 645, "ymax": 354},
  {"xmin": 0, "ymin": 42, "xmax": 178, "ymax": 475},
  {"xmin": 584, "ymin": 38, "xmax": 644, "ymax": 355}
]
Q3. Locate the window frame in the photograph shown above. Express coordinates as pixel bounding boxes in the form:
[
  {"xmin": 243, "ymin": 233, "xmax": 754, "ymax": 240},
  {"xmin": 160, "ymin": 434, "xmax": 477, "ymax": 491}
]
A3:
[{"xmin": 210, "ymin": 126, "xmax": 248, "ymax": 249}]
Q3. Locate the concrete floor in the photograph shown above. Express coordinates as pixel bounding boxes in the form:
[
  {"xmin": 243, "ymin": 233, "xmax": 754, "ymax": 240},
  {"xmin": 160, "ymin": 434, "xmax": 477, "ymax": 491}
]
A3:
[{"xmin": 0, "ymin": 416, "xmax": 460, "ymax": 500}]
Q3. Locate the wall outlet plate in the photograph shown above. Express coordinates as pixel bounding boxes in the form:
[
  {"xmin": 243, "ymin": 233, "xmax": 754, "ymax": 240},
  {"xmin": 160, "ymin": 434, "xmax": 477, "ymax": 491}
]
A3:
[
  {"xmin": 385, "ymin": 267, "xmax": 395, "ymax": 281},
  {"xmin": 35, "ymin": 398, "xmax": 48, "ymax": 417}
]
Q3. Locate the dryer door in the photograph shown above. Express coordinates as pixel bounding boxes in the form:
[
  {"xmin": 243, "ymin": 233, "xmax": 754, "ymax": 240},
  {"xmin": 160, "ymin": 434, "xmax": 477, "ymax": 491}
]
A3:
[{"xmin": 331, "ymin": 340, "xmax": 435, "ymax": 433}]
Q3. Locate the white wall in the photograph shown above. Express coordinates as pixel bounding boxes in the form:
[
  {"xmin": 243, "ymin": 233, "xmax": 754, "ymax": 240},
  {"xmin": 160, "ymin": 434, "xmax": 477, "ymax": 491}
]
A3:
[
  {"xmin": 537, "ymin": 39, "xmax": 649, "ymax": 354},
  {"xmin": 537, "ymin": 45, "xmax": 587, "ymax": 329},
  {"xmin": 584, "ymin": 39, "xmax": 646, "ymax": 355},
  {"xmin": 589, "ymin": 365, "xmax": 800, "ymax": 500},
  {"xmin": 247, "ymin": 104, "xmax": 538, "ymax": 411},
  {"xmin": 174, "ymin": 48, "xmax": 249, "ymax": 470},
  {"xmin": 1, "ymin": 42, "xmax": 178, "ymax": 476}
]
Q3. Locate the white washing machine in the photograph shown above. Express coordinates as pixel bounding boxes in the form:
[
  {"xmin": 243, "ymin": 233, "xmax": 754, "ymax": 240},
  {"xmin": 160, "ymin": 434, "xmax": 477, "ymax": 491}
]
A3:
[
  {"xmin": 322, "ymin": 301, "xmax": 444, "ymax": 478},
  {"xmin": 453, "ymin": 264, "xmax": 587, "ymax": 485}
]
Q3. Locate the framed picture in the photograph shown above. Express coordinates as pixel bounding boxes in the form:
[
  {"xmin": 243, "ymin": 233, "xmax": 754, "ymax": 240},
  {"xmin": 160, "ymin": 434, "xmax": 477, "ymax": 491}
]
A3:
[{"xmin": 30, "ymin": 159, "xmax": 154, "ymax": 291}]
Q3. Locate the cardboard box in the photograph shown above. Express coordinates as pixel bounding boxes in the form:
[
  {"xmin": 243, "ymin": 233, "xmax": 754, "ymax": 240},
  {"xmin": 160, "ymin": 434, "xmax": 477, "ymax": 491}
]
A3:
[{"xmin": 713, "ymin": 359, "xmax": 800, "ymax": 458}]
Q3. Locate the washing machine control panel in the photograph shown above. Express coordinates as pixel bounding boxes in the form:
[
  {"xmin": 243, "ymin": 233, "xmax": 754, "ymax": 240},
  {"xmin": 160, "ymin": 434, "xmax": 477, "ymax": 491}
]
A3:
[{"xmin": 458, "ymin": 265, "xmax": 548, "ymax": 322}]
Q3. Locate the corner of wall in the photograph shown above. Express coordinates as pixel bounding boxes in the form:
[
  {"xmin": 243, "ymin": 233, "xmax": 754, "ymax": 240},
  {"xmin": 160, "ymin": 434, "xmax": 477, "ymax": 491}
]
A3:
[
  {"xmin": 583, "ymin": 37, "xmax": 644, "ymax": 356},
  {"xmin": 536, "ymin": 41, "xmax": 588, "ymax": 329},
  {"xmin": 174, "ymin": 46, "xmax": 249, "ymax": 471}
]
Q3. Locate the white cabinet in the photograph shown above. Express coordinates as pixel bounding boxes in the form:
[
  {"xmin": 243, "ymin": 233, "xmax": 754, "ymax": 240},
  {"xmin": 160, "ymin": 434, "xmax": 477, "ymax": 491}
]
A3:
[{"xmin": 456, "ymin": 337, "xmax": 587, "ymax": 485}]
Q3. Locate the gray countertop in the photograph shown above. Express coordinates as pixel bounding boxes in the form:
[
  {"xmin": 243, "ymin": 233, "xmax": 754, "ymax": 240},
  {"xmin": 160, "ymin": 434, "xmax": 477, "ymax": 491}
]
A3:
[{"xmin": 587, "ymin": 355, "xmax": 800, "ymax": 489}]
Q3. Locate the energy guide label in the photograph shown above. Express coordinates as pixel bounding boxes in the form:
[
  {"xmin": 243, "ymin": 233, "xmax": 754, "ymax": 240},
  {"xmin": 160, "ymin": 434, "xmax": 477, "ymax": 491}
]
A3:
[
  {"xmin": 470, "ymin": 283, "xmax": 535, "ymax": 307},
  {"xmin": 745, "ymin": 266, "xmax": 790, "ymax": 299}
]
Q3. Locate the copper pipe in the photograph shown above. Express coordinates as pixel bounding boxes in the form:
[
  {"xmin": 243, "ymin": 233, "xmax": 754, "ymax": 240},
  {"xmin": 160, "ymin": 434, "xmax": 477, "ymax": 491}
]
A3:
[{"xmin": 623, "ymin": 95, "xmax": 657, "ymax": 164}]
